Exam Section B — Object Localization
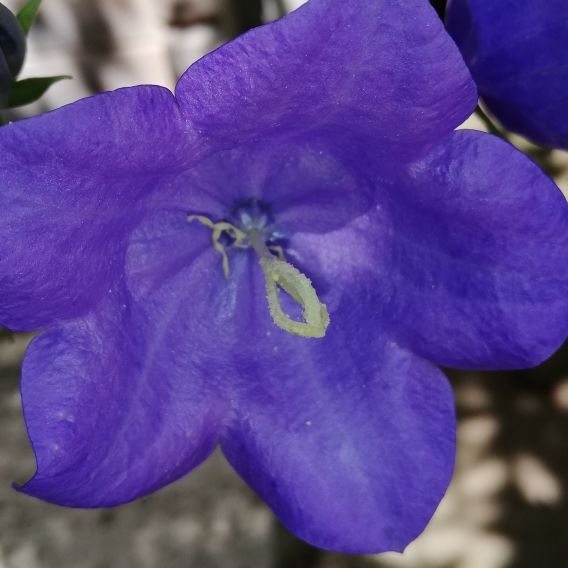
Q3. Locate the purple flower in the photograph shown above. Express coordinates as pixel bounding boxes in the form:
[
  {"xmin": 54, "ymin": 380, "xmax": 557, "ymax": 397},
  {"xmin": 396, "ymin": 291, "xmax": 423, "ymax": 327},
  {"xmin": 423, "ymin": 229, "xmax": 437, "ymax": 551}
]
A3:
[
  {"xmin": 446, "ymin": 0, "xmax": 568, "ymax": 150},
  {"xmin": 1, "ymin": 0, "xmax": 568, "ymax": 554}
]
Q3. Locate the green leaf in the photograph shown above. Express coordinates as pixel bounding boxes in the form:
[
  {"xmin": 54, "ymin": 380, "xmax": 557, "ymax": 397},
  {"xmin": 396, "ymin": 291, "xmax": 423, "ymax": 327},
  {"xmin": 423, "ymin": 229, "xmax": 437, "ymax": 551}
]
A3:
[
  {"xmin": 16, "ymin": 0, "xmax": 42, "ymax": 36},
  {"xmin": 7, "ymin": 75, "xmax": 71, "ymax": 108},
  {"xmin": 0, "ymin": 327, "xmax": 15, "ymax": 342}
]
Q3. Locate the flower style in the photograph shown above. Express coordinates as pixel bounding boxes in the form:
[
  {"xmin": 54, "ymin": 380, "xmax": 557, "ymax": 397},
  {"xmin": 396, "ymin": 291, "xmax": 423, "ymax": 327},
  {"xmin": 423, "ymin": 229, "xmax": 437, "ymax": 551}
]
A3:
[
  {"xmin": 1, "ymin": 0, "xmax": 568, "ymax": 554},
  {"xmin": 446, "ymin": 0, "xmax": 568, "ymax": 150}
]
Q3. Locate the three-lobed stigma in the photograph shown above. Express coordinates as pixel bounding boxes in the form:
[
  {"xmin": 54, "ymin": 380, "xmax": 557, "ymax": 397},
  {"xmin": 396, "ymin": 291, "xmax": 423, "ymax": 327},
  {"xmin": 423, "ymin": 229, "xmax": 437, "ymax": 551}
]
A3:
[
  {"xmin": 188, "ymin": 215, "xmax": 330, "ymax": 338},
  {"xmin": 187, "ymin": 215, "xmax": 244, "ymax": 278}
]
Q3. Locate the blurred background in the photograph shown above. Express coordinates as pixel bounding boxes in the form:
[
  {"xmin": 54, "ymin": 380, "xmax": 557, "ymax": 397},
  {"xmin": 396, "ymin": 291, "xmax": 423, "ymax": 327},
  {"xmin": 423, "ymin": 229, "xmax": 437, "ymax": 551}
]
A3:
[{"xmin": 2, "ymin": 0, "xmax": 568, "ymax": 567}]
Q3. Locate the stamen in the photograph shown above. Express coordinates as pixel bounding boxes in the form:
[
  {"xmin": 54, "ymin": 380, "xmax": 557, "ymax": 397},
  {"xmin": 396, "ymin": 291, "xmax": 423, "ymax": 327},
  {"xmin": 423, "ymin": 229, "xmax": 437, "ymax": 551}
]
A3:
[
  {"xmin": 260, "ymin": 256, "xmax": 330, "ymax": 338},
  {"xmin": 247, "ymin": 229, "xmax": 329, "ymax": 339}
]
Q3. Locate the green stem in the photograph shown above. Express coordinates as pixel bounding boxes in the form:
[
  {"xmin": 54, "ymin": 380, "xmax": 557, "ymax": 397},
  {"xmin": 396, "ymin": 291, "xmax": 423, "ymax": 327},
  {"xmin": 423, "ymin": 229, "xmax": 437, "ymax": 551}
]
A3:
[{"xmin": 474, "ymin": 104, "xmax": 507, "ymax": 139}]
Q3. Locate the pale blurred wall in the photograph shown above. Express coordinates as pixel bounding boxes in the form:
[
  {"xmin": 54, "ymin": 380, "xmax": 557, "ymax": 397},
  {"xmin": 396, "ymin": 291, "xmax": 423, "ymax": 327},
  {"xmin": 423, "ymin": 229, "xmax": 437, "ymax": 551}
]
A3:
[{"xmin": 2, "ymin": 0, "xmax": 307, "ymax": 115}]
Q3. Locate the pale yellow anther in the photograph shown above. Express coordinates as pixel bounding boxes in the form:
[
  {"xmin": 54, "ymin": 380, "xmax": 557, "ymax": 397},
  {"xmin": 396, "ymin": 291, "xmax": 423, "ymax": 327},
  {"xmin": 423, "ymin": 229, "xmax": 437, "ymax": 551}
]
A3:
[{"xmin": 260, "ymin": 256, "xmax": 329, "ymax": 338}]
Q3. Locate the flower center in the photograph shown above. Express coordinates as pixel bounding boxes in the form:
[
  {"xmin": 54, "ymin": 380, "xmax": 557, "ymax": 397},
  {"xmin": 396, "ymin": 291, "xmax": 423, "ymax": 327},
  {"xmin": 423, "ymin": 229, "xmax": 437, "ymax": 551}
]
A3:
[{"xmin": 187, "ymin": 201, "xmax": 329, "ymax": 339}]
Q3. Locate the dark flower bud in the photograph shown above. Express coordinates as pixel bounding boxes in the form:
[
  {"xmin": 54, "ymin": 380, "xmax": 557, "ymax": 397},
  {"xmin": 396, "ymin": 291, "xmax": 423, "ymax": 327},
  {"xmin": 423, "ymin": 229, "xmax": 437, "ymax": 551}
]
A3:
[{"xmin": 0, "ymin": 2, "xmax": 26, "ymax": 107}]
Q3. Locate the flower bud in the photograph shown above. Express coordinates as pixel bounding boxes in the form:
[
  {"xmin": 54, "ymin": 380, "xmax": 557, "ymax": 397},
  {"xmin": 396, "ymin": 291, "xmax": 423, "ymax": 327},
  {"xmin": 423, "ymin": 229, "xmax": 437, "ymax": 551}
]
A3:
[{"xmin": 0, "ymin": 2, "xmax": 26, "ymax": 107}]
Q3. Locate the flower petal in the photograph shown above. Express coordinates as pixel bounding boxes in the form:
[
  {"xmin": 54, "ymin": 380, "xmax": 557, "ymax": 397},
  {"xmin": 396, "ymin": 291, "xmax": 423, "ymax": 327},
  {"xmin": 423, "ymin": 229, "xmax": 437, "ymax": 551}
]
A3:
[
  {"xmin": 446, "ymin": 0, "xmax": 568, "ymax": 149},
  {"xmin": 18, "ymin": 240, "xmax": 230, "ymax": 506},
  {"xmin": 221, "ymin": 269, "xmax": 455, "ymax": 553},
  {"xmin": 20, "ymin": 206, "xmax": 454, "ymax": 548},
  {"xmin": 176, "ymin": 0, "xmax": 477, "ymax": 164},
  {"xmin": 178, "ymin": 136, "xmax": 374, "ymax": 234},
  {"xmin": 0, "ymin": 86, "xmax": 192, "ymax": 331},
  {"xmin": 18, "ymin": 204, "xmax": 280, "ymax": 506},
  {"xmin": 296, "ymin": 130, "xmax": 568, "ymax": 370}
]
